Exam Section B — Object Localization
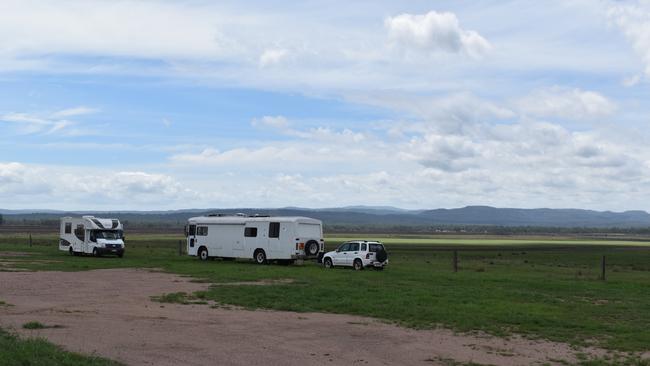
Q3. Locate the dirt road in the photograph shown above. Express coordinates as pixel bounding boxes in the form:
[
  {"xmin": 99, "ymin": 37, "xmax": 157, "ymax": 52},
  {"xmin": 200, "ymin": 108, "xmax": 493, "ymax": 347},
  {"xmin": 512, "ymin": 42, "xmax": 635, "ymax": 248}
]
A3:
[{"xmin": 0, "ymin": 268, "xmax": 593, "ymax": 365}]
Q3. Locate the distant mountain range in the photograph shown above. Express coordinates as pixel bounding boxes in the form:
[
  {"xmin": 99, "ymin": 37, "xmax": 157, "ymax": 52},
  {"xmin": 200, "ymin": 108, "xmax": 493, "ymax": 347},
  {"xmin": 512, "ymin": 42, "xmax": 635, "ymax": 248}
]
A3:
[{"xmin": 2, "ymin": 206, "xmax": 650, "ymax": 228}]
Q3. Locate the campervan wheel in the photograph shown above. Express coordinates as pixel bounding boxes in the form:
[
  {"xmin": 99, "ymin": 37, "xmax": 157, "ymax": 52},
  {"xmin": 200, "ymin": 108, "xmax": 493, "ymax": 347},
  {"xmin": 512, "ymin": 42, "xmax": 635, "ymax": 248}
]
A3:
[
  {"xmin": 254, "ymin": 249, "xmax": 267, "ymax": 264},
  {"xmin": 198, "ymin": 247, "xmax": 209, "ymax": 261}
]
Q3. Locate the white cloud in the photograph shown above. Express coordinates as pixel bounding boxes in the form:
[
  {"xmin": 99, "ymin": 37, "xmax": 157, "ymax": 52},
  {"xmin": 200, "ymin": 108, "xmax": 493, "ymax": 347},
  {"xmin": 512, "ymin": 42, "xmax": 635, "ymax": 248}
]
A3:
[
  {"xmin": 0, "ymin": 162, "xmax": 51, "ymax": 195},
  {"xmin": 0, "ymin": 0, "xmax": 238, "ymax": 62},
  {"xmin": 403, "ymin": 133, "xmax": 480, "ymax": 172},
  {"xmin": 251, "ymin": 116, "xmax": 367, "ymax": 143},
  {"xmin": 2, "ymin": 2, "xmax": 650, "ymax": 211},
  {"xmin": 0, "ymin": 106, "xmax": 97, "ymax": 135},
  {"xmin": 609, "ymin": 1, "xmax": 650, "ymax": 77},
  {"xmin": 517, "ymin": 86, "xmax": 616, "ymax": 120},
  {"xmin": 161, "ymin": 103, "xmax": 650, "ymax": 211},
  {"xmin": 0, "ymin": 162, "xmax": 193, "ymax": 209},
  {"xmin": 385, "ymin": 11, "xmax": 491, "ymax": 58},
  {"xmin": 82, "ymin": 172, "xmax": 185, "ymax": 199},
  {"xmin": 286, "ymin": 127, "xmax": 367, "ymax": 143},
  {"xmin": 349, "ymin": 92, "xmax": 515, "ymax": 134},
  {"xmin": 0, "ymin": 1, "xmax": 631, "ymax": 96},
  {"xmin": 251, "ymin": 115, "xmax": 290, "ymax": 129},
  {"xmin": 259, "ymin": 48, "xmax": 288, "ymax": 67},
  {"xmin": 51, "ymin": 106, "xmax": 97, "ymax": 118},
  {"xmin": 4, "ymin": 104, "xmax": 650, "ymax": 210},
  {"xmin": 169, "ymin": 140, "xmax": 371, "ymax": 169}
]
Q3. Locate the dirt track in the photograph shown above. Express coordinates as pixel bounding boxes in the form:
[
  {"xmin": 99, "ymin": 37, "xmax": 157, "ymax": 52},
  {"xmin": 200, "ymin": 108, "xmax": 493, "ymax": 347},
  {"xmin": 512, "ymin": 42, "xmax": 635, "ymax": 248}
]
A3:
[{"xmin": 0, "ymin": 268, "xmax": 597, "ymax": 365}]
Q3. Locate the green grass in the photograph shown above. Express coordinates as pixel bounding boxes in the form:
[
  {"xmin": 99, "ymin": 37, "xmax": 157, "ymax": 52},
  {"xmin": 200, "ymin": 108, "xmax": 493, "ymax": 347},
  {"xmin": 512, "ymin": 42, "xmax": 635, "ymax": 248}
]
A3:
[
  {"xmin": 0, "ymin": 328, "xmax": 120, "ymax": 365},
  {"xmin": 577, "ymin": 355, "xmax": 650, "ymax": 366},
  {"xmin": 1, "ymin": 233, "xmax": 650, "ymax": 353},
  {"xmin": 22, "ymin": 321, "xmax": 47, "ymax": 330},
  {"xmin": 22, "ymin": 321, "xmax": 64, "ymax": 330}
]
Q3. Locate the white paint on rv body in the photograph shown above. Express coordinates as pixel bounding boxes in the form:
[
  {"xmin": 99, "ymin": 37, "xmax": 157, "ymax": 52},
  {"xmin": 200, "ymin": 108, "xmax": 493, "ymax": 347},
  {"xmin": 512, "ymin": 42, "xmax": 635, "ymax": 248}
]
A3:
[
  {"xmin": 185, "ymin": 215, "xmax": 324, "ymax": 262},
  {"xmin": 59, "ymin": 216, "xmax": 125, "ymax": 256}
]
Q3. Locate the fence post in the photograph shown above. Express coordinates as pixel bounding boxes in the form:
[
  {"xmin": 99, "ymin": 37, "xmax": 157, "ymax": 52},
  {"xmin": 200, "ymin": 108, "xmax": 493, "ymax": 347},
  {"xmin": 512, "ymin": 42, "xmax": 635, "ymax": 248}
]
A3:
[
  {"xmin": 178, "ymin": 240, "xmax": 183, "ymax": 256},
  {"xmin": 453, "ymin": 250, "xmax": 458, "ymax": 273},
  {"xmin": 29, "ymin": 233, "xmax": 32, "ymax": 247},
  {"xmin": 601, "ymin": 255, "xmax": 606, "ymax": 281}
]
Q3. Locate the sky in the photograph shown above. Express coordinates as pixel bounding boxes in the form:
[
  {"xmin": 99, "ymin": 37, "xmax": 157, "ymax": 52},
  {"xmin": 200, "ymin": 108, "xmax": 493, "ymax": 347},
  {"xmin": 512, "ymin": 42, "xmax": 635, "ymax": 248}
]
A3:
[{"xmin": 1, "ymin": 0, "xmax": 650, "ymax": 211}]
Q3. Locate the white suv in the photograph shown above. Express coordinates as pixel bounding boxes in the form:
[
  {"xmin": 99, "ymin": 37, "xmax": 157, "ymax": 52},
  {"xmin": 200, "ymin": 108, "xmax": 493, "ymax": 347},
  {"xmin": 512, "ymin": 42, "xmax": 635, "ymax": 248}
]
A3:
[{"xmin": 322, "ymin": 241, "xmax": 388, "ymax": 270}]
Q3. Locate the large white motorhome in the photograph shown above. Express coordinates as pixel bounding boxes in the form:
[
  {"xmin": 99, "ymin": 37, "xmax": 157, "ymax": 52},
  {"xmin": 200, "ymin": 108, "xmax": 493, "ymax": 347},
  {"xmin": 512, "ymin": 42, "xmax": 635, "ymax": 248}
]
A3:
[
  {"xmin": 59, "ymin": 216, "xmax": 125, "ymax": 257},
  {"xmin": 186, "ymin": 214, "xmax": 324, "ymax": 264}
]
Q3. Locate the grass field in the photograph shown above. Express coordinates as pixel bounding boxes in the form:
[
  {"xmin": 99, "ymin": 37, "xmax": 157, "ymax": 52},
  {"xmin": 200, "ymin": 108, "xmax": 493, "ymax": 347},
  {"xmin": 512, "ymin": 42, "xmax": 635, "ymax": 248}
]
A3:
[
  {"xmin": 1, "ymin": 233, "xmax": 650, "ymax": 355},
  {"xmin": 0, "ymin": 328, "xmax": 120, "ymax": 366}
]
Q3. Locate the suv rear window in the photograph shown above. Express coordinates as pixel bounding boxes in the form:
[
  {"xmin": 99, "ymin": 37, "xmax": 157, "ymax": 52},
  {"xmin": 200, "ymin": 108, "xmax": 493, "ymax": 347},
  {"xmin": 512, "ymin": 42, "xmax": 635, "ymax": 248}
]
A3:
[
  {"xmin": 349, "ymin": 242, "xmax": 359, "ymax": 251},
  {"xmin": 369, "ymin": 243, "xmax": 384, "ymax": 252}
]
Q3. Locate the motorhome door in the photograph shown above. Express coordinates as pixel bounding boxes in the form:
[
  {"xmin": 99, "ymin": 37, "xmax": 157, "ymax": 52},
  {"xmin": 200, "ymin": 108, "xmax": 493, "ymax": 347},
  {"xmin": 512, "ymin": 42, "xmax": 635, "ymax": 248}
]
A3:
[
  {"xmin": 187, "ymin": 224, "xmax": 197, "ymax": 255},
  {"xmin": 74, "ymin": 224, "xmax": 85, "ymax": 253}
]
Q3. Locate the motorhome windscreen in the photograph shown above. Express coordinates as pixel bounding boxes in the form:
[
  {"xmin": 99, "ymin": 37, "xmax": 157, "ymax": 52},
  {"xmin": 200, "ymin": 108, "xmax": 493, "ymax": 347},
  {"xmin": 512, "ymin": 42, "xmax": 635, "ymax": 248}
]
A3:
[{"xmin": 93, "ymin": 230, "xmax": 123, "ymax": 240}]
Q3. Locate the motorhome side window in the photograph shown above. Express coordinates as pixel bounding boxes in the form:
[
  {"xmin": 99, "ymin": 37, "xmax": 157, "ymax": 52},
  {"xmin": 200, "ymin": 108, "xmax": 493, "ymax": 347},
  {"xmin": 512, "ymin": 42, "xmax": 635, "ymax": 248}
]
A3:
[
  {"xmin": 197, "ymin": 226, "xmax": 208, "ymax": 236},
  {"xmin": 244, "ymin": 227, "xmax": 257, "ymax": 237},
  {"xmin": 269, "ymin": 222, "xmax": 280, "ymax": 238},
  {"xmin": 74, "ymin": 225, "xmax": 84, "ymax": 241},
  {"xmin": 188, "ymin": 225, "xmax": 196, "ymax": 236},
  {"xmin": 64, "ymin": 223, "xmax": 72, "ymax": 234}
]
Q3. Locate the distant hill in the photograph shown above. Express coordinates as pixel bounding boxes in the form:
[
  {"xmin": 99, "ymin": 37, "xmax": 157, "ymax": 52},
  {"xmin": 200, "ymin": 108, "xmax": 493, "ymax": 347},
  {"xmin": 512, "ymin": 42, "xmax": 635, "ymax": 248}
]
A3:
[
  {"xmin": 418, "ymin": 206, "xmax": 650, "ymax": 227},
  {"xmin": 1, "ymin": 206, "xmax": 650, "ymax": 228}
]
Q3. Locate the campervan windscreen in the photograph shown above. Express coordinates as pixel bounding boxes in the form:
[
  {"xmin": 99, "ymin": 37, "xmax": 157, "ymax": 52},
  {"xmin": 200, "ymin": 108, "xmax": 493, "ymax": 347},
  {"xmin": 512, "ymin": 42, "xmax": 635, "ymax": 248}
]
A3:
[{"xmin": 93, "ymin": 230, "xmax": 123, "ymax": 240}]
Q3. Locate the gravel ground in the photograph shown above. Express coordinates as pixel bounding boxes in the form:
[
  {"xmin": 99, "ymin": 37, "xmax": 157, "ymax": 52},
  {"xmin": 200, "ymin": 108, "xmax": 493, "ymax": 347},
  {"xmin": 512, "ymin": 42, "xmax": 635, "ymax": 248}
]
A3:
[{"xmin": 0, "ymin": 267, "xmax": 598, "ymax": 365}]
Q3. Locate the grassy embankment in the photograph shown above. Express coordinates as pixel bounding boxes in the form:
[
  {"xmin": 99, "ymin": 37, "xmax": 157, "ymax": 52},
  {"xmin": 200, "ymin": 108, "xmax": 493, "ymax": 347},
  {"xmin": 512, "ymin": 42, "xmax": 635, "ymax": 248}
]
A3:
[{"xmin": 1, "ymin": 233, "xmax": 650, "ymax": 353}]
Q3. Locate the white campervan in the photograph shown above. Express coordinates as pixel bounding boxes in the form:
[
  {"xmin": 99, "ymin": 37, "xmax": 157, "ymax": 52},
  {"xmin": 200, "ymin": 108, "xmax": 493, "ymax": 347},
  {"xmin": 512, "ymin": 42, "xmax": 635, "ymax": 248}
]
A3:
[
  {"xmin": 186, "ymin": 214, "xmax": 324, "ymax": 264},
  {"xmin": 59, "ymin": 216, "xmax": 125, "ymax": 257}
]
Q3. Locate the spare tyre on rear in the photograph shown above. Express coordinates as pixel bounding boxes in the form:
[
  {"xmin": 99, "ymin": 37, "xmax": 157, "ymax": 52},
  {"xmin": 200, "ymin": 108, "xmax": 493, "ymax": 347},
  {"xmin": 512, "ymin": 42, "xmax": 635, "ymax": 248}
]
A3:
[
  {"xmin": 305, "ymin": 240, "xmax": 319, "ymax": 256},
  {"xmin": 376, "ymin": 248, "xmax": 388, "ymax": 262}
]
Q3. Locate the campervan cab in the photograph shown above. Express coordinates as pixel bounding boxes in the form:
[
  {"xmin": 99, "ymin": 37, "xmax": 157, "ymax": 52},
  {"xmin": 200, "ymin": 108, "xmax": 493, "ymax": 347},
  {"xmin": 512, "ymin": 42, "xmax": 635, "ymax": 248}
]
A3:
[
  {"xmin": 59, "ymin": 216, "xmax": 125, "ymax": 257},
  {"xmin": 186, "ymin": 214, "xmax": 324, "ymax": 264}
]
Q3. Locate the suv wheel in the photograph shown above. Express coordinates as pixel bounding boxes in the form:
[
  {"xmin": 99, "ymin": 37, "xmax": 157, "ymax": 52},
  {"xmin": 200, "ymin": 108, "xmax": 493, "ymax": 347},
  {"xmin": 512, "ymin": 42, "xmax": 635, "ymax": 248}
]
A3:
[
  {"xmin": 323, "ymin": 257, "xmax": 333, "ymax": 269},
  {"xmin": 353, "ymin": 259, "xmax": 363, "ymax": 271}
]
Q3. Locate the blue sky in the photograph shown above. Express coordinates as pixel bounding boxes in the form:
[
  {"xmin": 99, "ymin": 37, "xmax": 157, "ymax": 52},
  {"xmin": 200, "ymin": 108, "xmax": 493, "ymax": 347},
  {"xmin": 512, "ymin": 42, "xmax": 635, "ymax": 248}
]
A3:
[{"xmin": 1, "ymin": 0, "xmax": 650, "ymax": 210}]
